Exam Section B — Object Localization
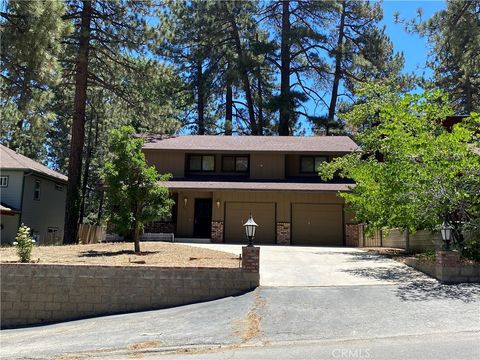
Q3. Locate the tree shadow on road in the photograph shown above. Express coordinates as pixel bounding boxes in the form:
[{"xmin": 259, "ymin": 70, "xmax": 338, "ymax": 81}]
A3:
[
  {"xmin": 325, "ymin": 251, "xmax": 394, "ymax": 263},
  {"xmin": 342, "ymin": 266, "xmax": 480, "ymax": 303}
]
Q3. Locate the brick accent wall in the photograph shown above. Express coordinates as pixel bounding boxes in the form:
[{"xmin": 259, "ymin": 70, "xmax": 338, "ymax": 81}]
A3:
[
  {"xmin": 0, "ymin": 263, "xmax": 259, "ymax": 329},
  {"xmin": 345, "ymin": 224, "xmax": 361, "ymax": 247},
  {"xmin": 211, "ymin": 221, "xmax": 224, "ymax": 243},
  {"xmin": 242, "ymin": 246, "xmax": 260, "ymax": 272},
  {"xmin": 144, "ymin": 221, "xmax": 176, "ymax": 234},
  {"xmin": 276, "ymin": 222, "xmax": 291, "ymax": 245}
]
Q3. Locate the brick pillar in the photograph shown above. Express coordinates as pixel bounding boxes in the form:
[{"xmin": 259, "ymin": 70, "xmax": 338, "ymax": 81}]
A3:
[
  {"xmin": 242, "ymin": 246, "xmax": 260, "ymax": 273},
  {"xmin": 211, "ymin": 221, "xmax": 224, "ymax": 243},
  {"xmin": 436, "ymin": 250, "xmax": 461, "ymax": 284},
  {"xmin": 436, "ymin": 250, "xmax": 460, "ymax": 266},
  {"xmin": 276, "ymin": 222, "xmax": 291, "ymax": 245},
  {"xmin": 345, "ymin": 224, "xmax": 360, "ymax": 247}
]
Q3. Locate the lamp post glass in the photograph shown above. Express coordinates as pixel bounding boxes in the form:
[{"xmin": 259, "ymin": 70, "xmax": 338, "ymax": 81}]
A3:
[
  {"xmin": 440, "ymin": 220, "xmax": 453, "ymax": 250},
  {"xmin": 243, "ymin": 215, "xmax": 258, "ymax": 246}
]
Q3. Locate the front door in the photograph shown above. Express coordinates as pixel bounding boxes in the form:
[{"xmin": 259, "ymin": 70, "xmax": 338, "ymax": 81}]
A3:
[{"xmin": 193, "ymin": 198, "xmax": 212, "ymax": 238}]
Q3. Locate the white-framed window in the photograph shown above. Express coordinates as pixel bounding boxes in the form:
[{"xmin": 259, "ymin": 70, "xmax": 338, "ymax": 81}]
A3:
[
  {"xmin": 55, "ymin": 184, "xmax": 63, "ymax": 191},
  {"xmin": 34, "ymin": 180, "xmax": 41, "ymax": 201},
  {"xmin": 0, "ymin": 176, "xmax": 9, "ymax": 187}
]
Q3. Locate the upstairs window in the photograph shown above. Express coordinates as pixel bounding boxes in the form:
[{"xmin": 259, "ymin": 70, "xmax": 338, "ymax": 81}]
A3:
[
  {"xmin": 300, "ymin": 156, "xmax": 328, "ymax": 173},
  {"xmin": 222, "ymin": 156, "xmax": 249, "ymax": 173},
  {"xmin": 187, "ymin": 155, "xmax": 215, "ymax": 172},
  {"xmin": 0, "ymin": 176, "xmax": 8, "ymax": 187},
  {"xmin": 34, "ymin": 180, "xmax": 41, "ymax": 201}
]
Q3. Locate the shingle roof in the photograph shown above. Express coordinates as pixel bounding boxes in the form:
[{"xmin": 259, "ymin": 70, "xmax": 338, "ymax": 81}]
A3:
[
  {"xmin": 143, "ymin": 135, "xmax": 358, "ymax": 153},
  {"xmin": 0, "ymin": 145, "xmax": 67, "ymax": 182},
  {"xmin": 159, "ymin": 180, "xmax": 354, "ymax": 192},
  {"xmin": 0, "ymin": 202, "xmax": 20, "ymax": 215}
]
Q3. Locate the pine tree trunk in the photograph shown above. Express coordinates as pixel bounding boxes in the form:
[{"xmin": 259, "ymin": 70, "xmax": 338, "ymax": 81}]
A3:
[
  {"xmin": 225, "ymin": 82, "xmax": 233, "ymax": 135},
  {"xmin": 464, "ymin": 76, "xmax": 472, "ymax": 114},
  {"xmin": 227, "ymin": 9, "xmax": 257, "ymax": 134},
  {"xmin": 63, "ymin": 0, "xmax": 92, "ymax": 244},
  {"xmin": 256, "ymin": 70, "xmax": 265, "ymax": 136},
  {"xmin": 196, "ymin": 59, "xmax": 205, "ymax": 135},
  {"xmin": 10, "ymin": 75, "xmax": 31, "ymax": 151},
  {"xmin": 79, "ymin": 115, "xmax": 93, "ymax": 223},
  {"xmin": 279, "ymin": 0, "xmax": 291, "ymax": 136},
  {"xmin": 328, "ymin": 0, "xmax": 346, "ymax": 125},
  {"xmin": 97, "ymin": 189, "xmax": 104, "ymax": 224},
  {"xmin": 255, "ymin": 34, "xmax": 265, "ymax": 136}
]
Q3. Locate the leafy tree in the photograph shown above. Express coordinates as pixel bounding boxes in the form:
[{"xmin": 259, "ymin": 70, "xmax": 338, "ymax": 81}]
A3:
[
  {"xmin": 103, "ymin": 126, "xmax": 173, "ymax": 254},
  {"xmin": 61, "ymin": 0, "xmax": 176, "ymax": 244},
  {"xmin": 319, "ymin": 85, "xmax": 480, "ymax": 237}
]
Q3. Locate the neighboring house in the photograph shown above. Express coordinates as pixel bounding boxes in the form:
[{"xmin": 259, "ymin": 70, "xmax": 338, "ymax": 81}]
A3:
[
  {"xmin": 142, "ymin": 136, "xmax": 359, "ymax": 246},
  {"xmin": 0, "ymin": 145, "xmax": 67, "ymax": 244}
]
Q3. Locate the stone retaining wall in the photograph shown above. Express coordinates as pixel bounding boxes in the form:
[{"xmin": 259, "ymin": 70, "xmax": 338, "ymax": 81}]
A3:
[
  {"xmin": 1, "ymin": 263, "xmax": 259, "ymax": 329},
  {"xmin": 404, "ymin": 251, "xmax": 480, "ymax": 284}
]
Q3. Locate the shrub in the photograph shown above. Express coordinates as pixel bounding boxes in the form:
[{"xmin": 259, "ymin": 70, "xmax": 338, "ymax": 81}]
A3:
[
  {"xmin": 13, "ymin": 225, "xmax": 35, "ymax": 263},
  {"xmin": 461, "ymin": 219, "xmax": 480, "ymax": 261}
]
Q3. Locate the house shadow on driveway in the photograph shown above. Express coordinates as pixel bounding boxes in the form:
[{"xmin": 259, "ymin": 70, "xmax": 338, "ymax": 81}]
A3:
[{"xmin": 342, "ymin": 265, "xmax": 480, "ymax": 303}]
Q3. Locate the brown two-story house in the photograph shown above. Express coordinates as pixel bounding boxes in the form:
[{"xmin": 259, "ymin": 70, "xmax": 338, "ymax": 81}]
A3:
[{"xmin": 143, "ymin": 136, "xmax": 358, "ymax": 246}]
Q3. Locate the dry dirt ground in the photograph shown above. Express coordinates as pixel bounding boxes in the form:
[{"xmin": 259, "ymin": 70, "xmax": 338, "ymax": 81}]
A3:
[{"xmin": 0, "ymin": 242, "xmax": 240, "ymax": 268}]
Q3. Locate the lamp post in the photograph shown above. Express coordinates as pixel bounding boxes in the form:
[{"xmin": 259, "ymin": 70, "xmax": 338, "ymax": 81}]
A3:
[
  {"xmin": 243, "ymin": 214, "xmax": 258, "ymax": 247},
  {"xmin": 440, "ymin": 219, "xmax": 453, "ymax": 250}
]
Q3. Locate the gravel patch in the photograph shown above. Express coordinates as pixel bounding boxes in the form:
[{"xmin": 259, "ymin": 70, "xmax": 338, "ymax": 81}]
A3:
[{"xmin": 0, "ymin": 242, "xmax": 240, "ymax": 268}]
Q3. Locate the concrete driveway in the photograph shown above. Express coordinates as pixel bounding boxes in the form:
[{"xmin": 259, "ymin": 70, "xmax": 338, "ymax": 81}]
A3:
[{"xmin": 184, "ymin": 244, "xmax": 430, "ymax": 287}]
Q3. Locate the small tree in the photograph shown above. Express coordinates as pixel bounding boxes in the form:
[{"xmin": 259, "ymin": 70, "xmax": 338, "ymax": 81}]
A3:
[
  {"xmin": 103, "ymin": 126, "xmax": 173, "ymax": 253},
  {"xmin": 13, "ymin": 225, "xmax": 35, "ymax": 263}
]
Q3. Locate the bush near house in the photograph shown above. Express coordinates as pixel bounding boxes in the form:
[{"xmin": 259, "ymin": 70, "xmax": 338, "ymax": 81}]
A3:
[{"xmin": 13, "ymin": 225, "xmax": 35, "ymax": 263}]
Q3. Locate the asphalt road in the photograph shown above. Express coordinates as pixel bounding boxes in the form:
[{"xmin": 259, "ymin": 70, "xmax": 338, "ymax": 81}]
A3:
[
  {"xmin": 1, "ymin": 247, "xmax": 479, "ymax": 359},
  {"xmin": 1, "ymin": 284, "xmax": 479, "ymax": 359}
]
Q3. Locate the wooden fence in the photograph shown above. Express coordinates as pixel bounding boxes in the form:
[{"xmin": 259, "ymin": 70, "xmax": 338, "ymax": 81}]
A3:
[
  {"xmin": 78, "ymin": 224, "xmax": 105, "ymax": 244},
  {"xmin": 357, "ymin": 225, "xmax": 439, "ymax": 252}
]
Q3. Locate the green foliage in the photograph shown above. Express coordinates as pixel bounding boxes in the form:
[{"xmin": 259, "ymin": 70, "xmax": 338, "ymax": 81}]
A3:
[
  {"xmin": 13, "ymin": 225, "xmax": 35, "ymax": 263},
  {"xmin": 404, "ymin": 0, "xmax": 480, "ymax": 113},
  {"xmin": 415, "ymin": 250, "xmax": 436, "ymax": 263},
  {"xmin": 0, "ymin": 0, "xmax": 71, "ymax": 160},
  {"xmin": 462, "ymin": 218, "xmax": 480, "ymax": 261},
  {"xmin": 320, "ymin": 85, "xmax": 480, "ymax": 233},
  {"xmin": 103, "ymin": 126, "xmax": 173, "ymax": 252}
]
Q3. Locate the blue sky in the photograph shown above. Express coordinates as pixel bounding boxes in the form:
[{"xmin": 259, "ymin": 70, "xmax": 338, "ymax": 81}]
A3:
[{"xmin": 381, "ymin": 0, "xmax": 445, "ymax": 76}]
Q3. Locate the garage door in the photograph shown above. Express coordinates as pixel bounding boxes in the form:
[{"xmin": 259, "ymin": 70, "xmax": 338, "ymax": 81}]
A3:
[
  {"xmin": 292, "ymin": 204, "xmax": 343, "ymax": 246},
  {"xmin": 225, "ymin": 202, "xmax": 275, "ymax": 244}
]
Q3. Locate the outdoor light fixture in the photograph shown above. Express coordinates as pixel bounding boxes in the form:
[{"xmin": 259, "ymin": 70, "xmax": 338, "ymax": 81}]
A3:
[
  {"xmin": 183, "ymin": 197, "xmax": 188, "ymax": 207},
  {"xmin": 440, "ymin": 220, "xmax": 453, "ymax": 250},
  {"xmin": 243, "ymin": 214, "xmax": 258, "ymax": 247},
  {"xmin": 216, "ymin": 199, "xmax": 221, "ymax": 208}
]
